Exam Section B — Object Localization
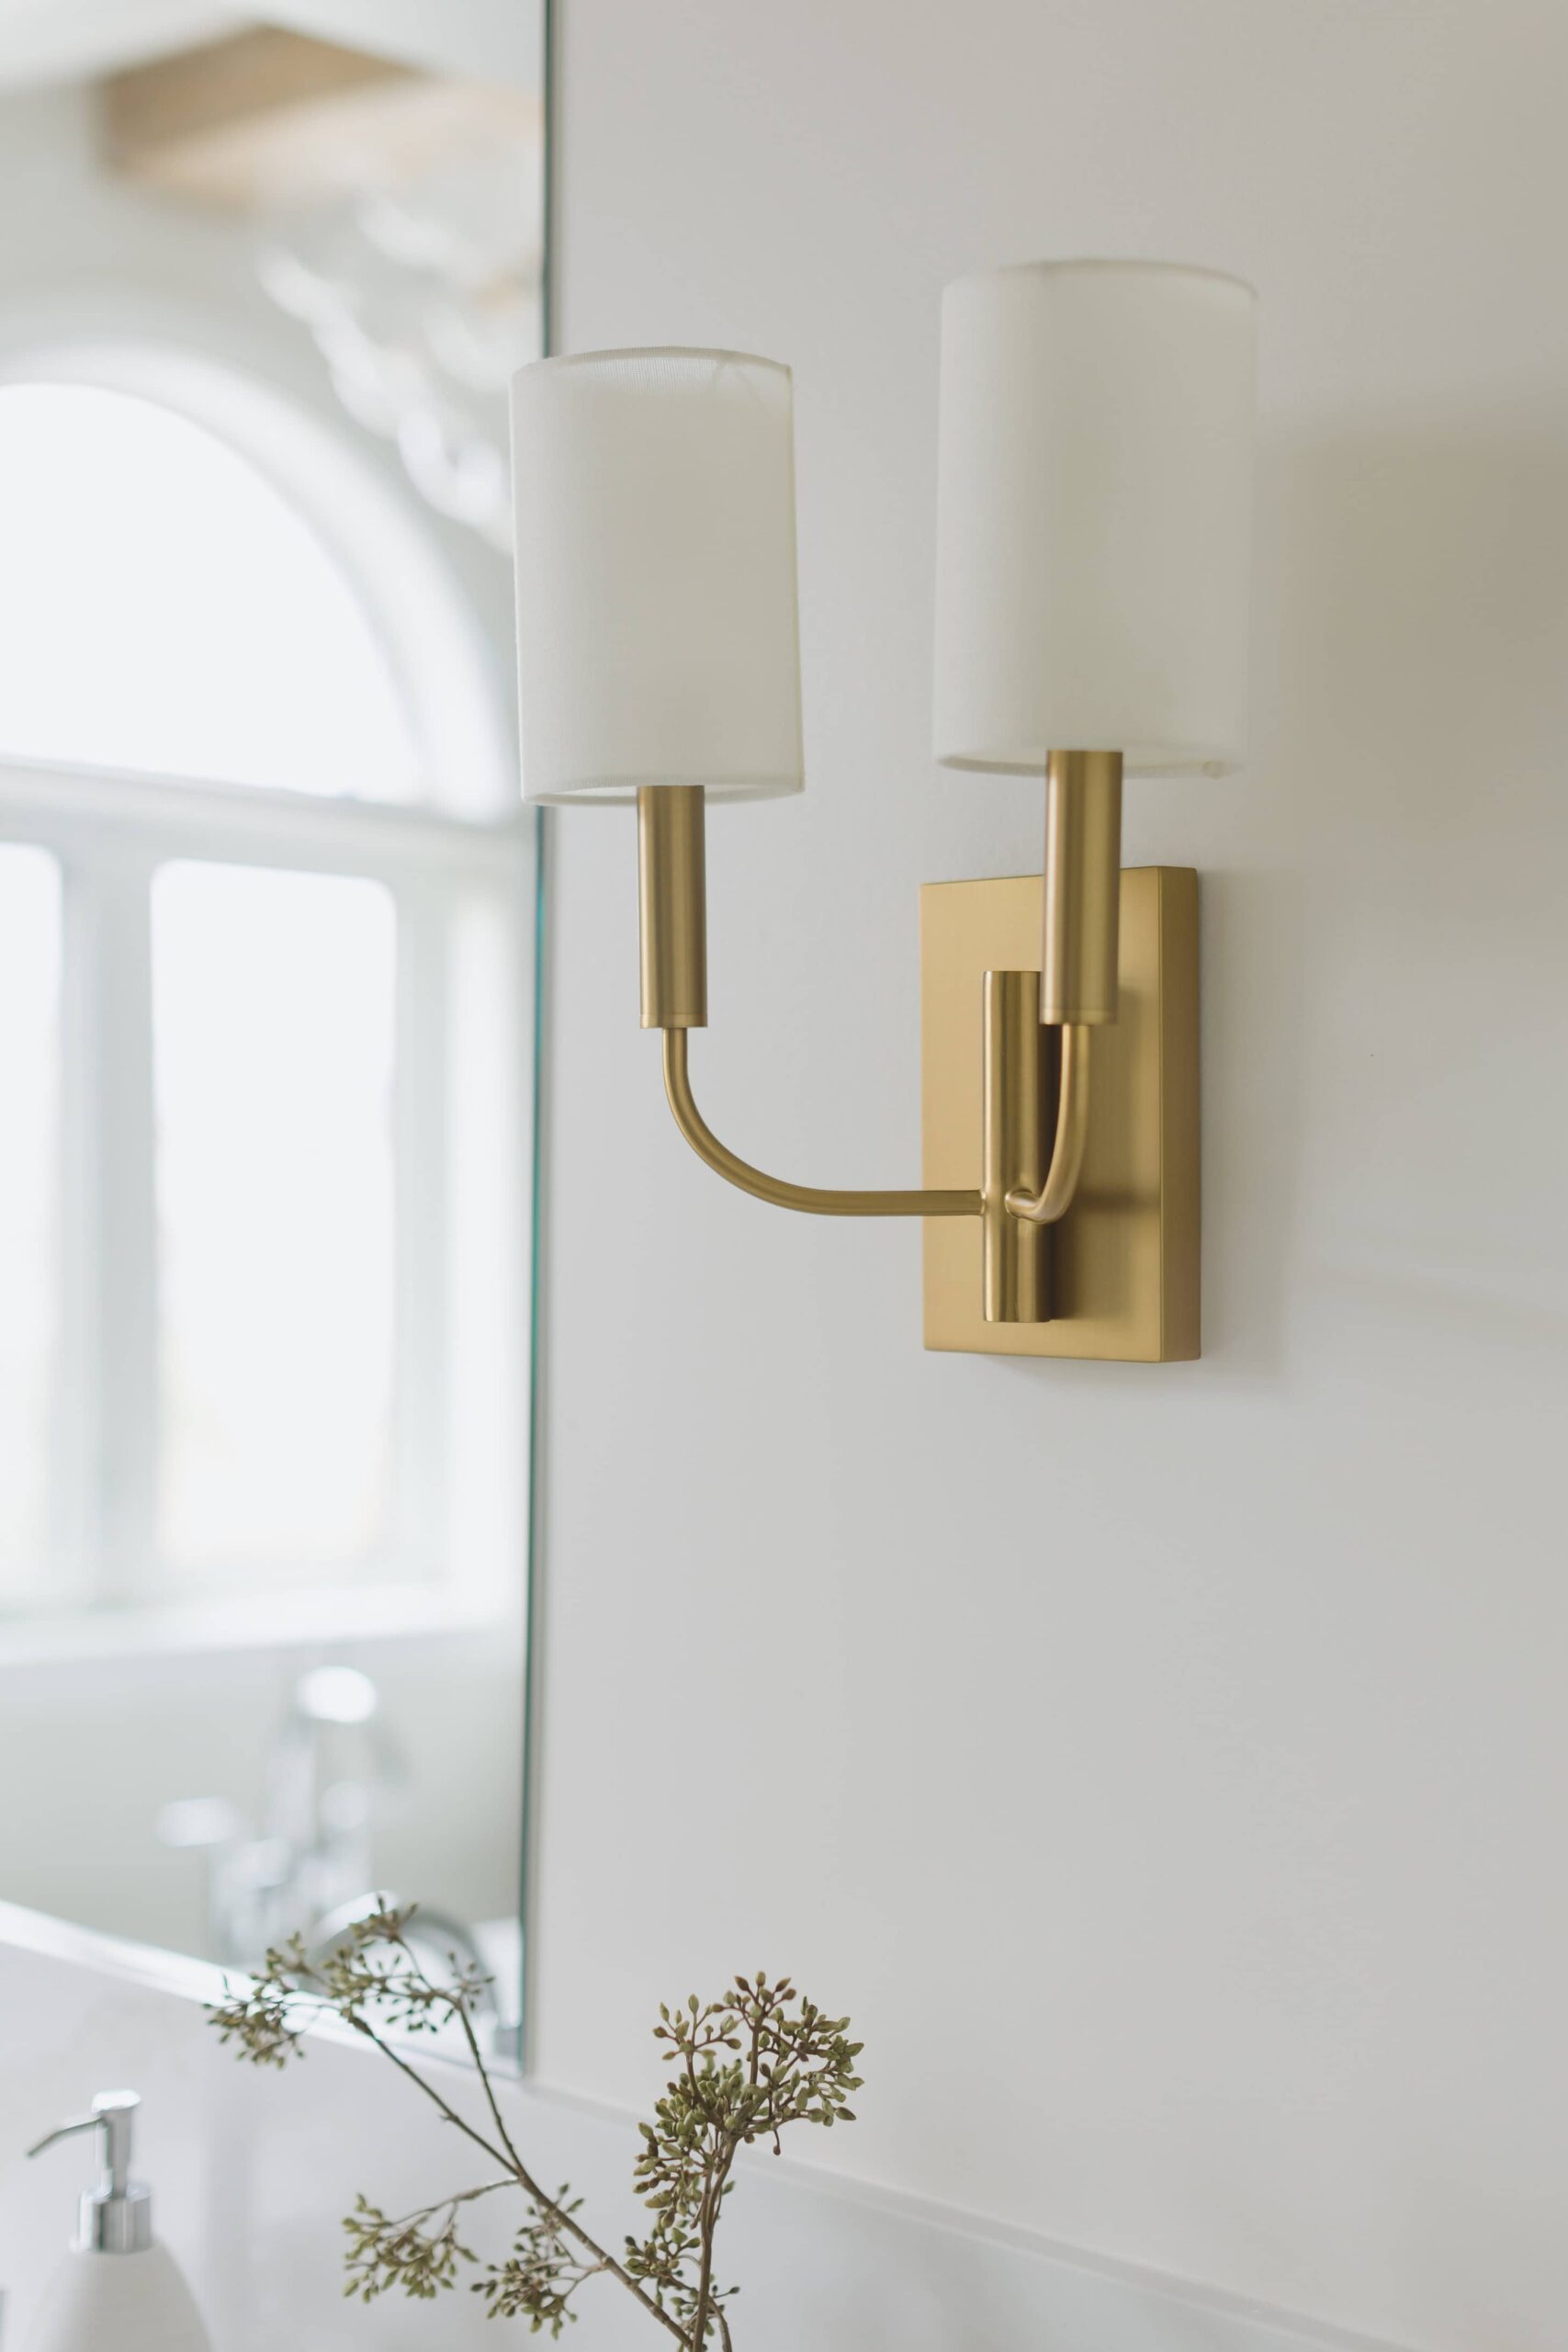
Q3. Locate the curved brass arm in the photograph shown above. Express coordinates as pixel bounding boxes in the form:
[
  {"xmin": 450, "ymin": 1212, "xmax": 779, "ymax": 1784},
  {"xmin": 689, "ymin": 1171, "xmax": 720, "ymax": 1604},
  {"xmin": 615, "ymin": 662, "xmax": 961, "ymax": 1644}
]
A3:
[
  {"xmin": 661, "ymin": 1031, "xmax": 980, "ymax": 1219},
  {"xmin": 1006, "ymin": 1023, "xmax": 1092, "ymax": 1227}
]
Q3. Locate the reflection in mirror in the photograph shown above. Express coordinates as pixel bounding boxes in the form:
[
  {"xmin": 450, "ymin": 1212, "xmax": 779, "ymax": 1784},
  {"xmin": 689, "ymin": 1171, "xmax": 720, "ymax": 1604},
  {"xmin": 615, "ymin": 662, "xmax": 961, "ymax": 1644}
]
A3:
[{"xmin": 0, "ymin": 0, "xmax": 545, "ymax": 2059}]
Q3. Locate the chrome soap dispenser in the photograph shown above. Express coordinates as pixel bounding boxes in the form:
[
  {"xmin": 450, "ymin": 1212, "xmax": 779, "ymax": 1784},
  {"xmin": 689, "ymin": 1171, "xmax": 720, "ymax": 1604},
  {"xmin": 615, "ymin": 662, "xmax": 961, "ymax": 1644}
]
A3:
[{"xmin": 25, "ymin": 2092, "xmax": 214, "ymax": 2352}]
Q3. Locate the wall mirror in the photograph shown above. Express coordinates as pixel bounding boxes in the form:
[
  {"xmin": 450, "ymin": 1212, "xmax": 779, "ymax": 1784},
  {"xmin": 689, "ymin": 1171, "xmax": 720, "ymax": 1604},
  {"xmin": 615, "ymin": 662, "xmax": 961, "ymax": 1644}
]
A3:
[{"xmin": 0, "ymin": 0, "xmax": 547, "ymax": 2061}]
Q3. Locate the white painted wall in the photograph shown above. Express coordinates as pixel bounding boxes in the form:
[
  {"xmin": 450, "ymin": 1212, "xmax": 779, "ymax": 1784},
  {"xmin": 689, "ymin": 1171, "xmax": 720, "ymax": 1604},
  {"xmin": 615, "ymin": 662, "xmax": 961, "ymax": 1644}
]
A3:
[{"xmin": 534, "ymin": 5, "xmax": 1568, "ymax": 2349}]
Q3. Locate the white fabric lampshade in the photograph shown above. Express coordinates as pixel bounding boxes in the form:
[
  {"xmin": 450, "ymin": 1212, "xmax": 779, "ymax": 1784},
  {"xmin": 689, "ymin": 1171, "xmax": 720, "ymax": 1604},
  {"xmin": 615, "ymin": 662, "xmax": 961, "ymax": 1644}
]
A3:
[
  {"xmin": 932, "ymin": 260, "xmax": 1258, "ymax": 776},
  {"xmin": 511, "ymin": 347, "xmax": 804, "ymax": 805}
]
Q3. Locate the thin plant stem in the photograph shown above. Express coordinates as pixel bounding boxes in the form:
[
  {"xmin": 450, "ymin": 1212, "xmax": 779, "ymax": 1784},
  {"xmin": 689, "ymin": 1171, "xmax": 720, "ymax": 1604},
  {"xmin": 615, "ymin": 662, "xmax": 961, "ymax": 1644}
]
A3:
[
  {"xmin": 356, "ymin": 1999, "xmax": 690, "ymax": 2348},
  {"xmin": 209, "ymin": 1926, "xmax": 862, "ymax": 2352}
]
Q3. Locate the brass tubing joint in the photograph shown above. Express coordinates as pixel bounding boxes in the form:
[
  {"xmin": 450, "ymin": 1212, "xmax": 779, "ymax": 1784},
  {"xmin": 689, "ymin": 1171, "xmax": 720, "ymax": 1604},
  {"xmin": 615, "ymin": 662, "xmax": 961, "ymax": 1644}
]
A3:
[
  {"xmin": 1042, "ymin": 750, "xmax": 1123, "ymax": 1026},
  {"xmin": 643, "ymin": 787, "xmax": 978, "ymax": 1217},
  {"xmin": 1006, "ymin": 1021, "xmax": 1092, "ymax": 1227},
  {"xmin": 662, "ymin": 1030, "xmax": 978, "ymax": 1219},
  {"xmin": 638, "ymin": 785, "xmax": 707, "ymax": 1028},
  {"xmin": 982, "ymin": 970, "xmax": 1051, "ymax": 1321}
]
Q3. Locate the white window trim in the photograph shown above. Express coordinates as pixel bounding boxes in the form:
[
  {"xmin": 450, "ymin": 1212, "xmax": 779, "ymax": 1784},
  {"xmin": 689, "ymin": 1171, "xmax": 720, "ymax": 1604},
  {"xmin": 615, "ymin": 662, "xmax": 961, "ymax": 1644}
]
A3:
[
  {"xmin": 0, "ymin": 317, "xmax": 517, "ymax": 820},
  {"xmin": 0, "ymin": 752, "xmax": 533, "ymax": 1654},
  {"xmin": 0, "ymin": 325, "xmax": 532, "ymax": 1656}
]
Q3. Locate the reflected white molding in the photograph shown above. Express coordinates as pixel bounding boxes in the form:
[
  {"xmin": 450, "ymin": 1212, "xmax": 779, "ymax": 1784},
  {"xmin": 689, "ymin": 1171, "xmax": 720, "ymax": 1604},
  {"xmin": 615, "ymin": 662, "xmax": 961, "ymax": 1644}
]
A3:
[
  {"xmin": 0, "ymin": 1582, "xmax": 521, "ymax": 1669},
  {"xmin": 0, "ymin": 1894, "xmax": 227, "ymax": 2011}
]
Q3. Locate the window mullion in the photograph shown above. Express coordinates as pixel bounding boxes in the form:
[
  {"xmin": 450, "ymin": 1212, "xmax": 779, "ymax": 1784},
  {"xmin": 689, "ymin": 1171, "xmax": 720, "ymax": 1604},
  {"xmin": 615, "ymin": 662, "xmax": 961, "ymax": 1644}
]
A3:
[
  {"xmin": 51, "ymin": 852, "xmax": 96, "ymax": 1606},
  {"xmin": 83, "ymin": 847, "xmax": 158, "ymax": 1604},
  {"xmin": 392, "ymin": 881, "xmax": 451, "ymax": 1582}
]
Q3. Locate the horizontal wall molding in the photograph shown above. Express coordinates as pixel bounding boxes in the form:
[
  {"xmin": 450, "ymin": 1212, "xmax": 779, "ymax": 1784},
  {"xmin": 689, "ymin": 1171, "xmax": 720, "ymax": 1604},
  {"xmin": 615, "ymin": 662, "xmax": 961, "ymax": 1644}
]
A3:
[
  {"xmin": 0, "ymin": 1905, "xmax": 1417, "ymax": 2352},
  {"xmin": 526, "ymin": 2074, "xmax": 1419, "ymax": 2352}
]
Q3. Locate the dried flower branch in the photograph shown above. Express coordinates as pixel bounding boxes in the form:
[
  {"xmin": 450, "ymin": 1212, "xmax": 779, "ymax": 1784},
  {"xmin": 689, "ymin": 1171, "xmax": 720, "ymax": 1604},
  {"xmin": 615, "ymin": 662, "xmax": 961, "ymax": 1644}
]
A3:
[
  {"xmin": 343, "ymin": 2185, "xmax": 497, "ymax": 2303},
  {"xmin": 209, "ymin": 1906, "xmax": 862, "ymax": 2347}
]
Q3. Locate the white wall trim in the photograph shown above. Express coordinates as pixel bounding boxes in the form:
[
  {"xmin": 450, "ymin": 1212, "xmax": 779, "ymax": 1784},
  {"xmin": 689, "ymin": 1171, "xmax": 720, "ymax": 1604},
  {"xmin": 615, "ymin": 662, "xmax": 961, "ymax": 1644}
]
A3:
[
  {"xmin": 525, "ymin": 2073, "xmax": 1420, "ymax": 2352},
  {"xmin": 0, "ymin": 1902, "xmax": 1416, "ymax": 2352}
]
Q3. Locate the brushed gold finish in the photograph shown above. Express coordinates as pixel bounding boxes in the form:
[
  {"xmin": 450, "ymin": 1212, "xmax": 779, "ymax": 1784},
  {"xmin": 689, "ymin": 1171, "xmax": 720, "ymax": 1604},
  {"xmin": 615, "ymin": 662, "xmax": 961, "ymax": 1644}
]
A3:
[
  {"xmin": 1007, "ymin": 1021, "xmax": 1092, "ymax": 1227},
  {"xmin": 644, "ymin": 779, "xmax": 977, "ymax": 1216},
  {"xmin": 638, "ymin": 785, "xmax": 707, "ymax": 1029},
  {"xmin": 982, "ymin": 970, "xmax": 1050, "ymax": 1321},
  {"xmin": 662, "ymin": 1031, "xmax": 979, "ymax": 1218},
  {"xmin": 1043, "ymin": 751, "xmax": 1123, "ymax": 1025},
  {"xmin": 638, "ymin": 772, "xmax": 1200, "ymax": 1354},
  {"xmin": 922, "ymin": 867, "xmax": 1200, "ymax": 1361}
]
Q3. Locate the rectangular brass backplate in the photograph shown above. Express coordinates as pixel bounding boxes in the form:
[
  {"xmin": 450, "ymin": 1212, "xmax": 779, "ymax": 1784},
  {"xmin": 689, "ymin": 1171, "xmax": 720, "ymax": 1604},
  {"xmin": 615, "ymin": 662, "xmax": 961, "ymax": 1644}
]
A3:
[{"xmin": 920, "ymin": 866, "xmax": 1200, "ymax": 1362}]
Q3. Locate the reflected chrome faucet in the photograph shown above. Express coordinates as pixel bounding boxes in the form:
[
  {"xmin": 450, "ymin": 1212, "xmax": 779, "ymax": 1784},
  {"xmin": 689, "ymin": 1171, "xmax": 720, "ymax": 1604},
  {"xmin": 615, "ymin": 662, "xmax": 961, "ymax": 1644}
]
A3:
[{"xmin": 158, "ymin": 1665, "xmax": 493, "ymax": 2029}]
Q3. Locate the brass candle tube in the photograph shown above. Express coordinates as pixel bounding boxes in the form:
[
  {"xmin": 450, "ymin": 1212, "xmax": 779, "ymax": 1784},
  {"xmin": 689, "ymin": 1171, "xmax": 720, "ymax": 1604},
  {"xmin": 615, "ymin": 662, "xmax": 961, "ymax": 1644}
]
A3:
[
  {"xmin": 1042, "ymin": 749, "xmax": 1123, "ymax": 1026},
  {"xmin": 638, "ymin": 784, "xmax": 708, "ymax": 1029}
]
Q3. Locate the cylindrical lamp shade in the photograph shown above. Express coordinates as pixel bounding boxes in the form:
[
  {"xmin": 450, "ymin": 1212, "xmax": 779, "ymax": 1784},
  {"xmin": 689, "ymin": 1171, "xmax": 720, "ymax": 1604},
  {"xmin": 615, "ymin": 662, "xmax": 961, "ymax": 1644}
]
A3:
[
  {"xmin": 511, "ymin": 347, "xmax": 804, "ymax": 804},
  {"xmin": 933, "ymin": 261, "xmax": 1257, "ymax": 776}
]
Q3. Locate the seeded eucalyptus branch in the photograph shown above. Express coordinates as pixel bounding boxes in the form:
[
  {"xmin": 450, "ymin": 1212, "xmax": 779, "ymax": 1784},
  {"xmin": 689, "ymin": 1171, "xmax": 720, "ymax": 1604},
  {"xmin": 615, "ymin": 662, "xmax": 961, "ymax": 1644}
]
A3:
[{"xmin": 209, "ymin": 1905, "xmax": 863, "ymax": 2346}]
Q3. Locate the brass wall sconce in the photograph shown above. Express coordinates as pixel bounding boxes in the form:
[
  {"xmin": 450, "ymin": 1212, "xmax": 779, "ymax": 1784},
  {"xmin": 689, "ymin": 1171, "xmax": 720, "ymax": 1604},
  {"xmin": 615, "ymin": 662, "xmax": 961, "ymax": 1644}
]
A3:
[{"xmin": 511, "ymin": 261, "xmax": 1257, "ymax": 1361}]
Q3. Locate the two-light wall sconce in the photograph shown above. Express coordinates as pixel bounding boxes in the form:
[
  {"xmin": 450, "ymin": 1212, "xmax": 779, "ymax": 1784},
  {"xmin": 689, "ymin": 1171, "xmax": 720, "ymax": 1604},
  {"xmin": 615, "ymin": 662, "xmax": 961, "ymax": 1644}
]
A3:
[{"xmin": 511, "ymin": 260, "xmax": 1257, "ymax": 1362}]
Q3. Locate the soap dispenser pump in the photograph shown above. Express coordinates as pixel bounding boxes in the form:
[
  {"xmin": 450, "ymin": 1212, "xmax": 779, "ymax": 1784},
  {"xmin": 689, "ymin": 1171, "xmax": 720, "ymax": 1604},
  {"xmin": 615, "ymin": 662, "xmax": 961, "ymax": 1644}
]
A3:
[{"xmin": 25, "ymin": 2092, "xmax": 214, "ymax": 2352}]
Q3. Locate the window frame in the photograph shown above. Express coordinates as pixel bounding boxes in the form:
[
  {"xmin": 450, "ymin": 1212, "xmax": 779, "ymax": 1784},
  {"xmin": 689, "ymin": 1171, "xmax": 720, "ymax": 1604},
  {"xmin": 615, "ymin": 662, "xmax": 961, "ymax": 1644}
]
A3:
[
  {"xmin": 0, "ymin": 345, "xmax": 532, "ymax": 1651},
  {"xmin": 0, "ymin": 322, "xmax": 516, "ymax": 820},
  {"xmin": 1, "ymin": 758, "xmax": 534, "ymax": 1641}
]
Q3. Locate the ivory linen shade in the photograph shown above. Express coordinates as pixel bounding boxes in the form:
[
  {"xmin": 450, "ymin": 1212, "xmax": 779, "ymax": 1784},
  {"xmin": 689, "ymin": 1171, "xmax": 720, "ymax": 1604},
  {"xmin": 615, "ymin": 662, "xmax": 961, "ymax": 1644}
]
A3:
[
  {"xmin": 932, "ymin": 260, "xmax": 1258, "ymax": 776},
  {"xmin": 511, "ymin": 346, "xmax": 804, "ymax": 805}
]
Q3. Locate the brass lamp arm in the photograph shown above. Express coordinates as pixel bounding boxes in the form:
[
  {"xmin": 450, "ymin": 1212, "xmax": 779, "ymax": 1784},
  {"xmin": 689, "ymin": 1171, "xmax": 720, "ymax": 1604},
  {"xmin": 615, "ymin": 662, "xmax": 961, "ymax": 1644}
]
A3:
[
  {"xmin": 1004, "ymin": 1023, "xmax": 1092, "ymax": 1227},
  {"xmin": 641, "ymin": 779, "xmax": 1087, "ymax": 1227},
  {"xmin": 662, "ymin": 1031, "xmax": 979, "ymax": 1218}
]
